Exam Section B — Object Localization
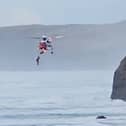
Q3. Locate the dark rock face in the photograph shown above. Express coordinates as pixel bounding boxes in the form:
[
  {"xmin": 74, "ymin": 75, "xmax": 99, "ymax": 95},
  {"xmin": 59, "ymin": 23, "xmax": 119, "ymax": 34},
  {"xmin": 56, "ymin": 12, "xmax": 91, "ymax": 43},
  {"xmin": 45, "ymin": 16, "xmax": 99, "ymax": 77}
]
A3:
[{"xmin": 111, "ymin": 56, "xmax": 126, "ymax": 101}]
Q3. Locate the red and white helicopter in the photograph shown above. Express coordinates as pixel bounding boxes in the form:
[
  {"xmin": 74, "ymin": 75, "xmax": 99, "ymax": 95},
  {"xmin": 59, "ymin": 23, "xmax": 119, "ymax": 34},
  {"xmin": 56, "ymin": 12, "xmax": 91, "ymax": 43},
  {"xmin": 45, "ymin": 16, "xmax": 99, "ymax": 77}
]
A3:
[{"xmin": 32, "ymin": 34, "xmax": 64, "ymax": 65}]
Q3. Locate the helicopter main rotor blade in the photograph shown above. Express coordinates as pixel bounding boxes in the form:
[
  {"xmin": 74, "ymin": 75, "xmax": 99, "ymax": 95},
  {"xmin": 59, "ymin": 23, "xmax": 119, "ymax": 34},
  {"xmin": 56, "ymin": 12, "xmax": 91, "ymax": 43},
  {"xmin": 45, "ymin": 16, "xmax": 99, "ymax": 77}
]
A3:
[{"xmin": 31, "ymin": 37, "xmax": 41, "ymax": 39}]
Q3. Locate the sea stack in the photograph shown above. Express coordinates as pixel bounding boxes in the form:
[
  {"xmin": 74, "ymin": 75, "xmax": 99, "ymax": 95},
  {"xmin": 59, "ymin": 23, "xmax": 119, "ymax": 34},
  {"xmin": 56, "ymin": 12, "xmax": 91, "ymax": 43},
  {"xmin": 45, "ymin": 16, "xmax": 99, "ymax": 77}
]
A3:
[{"xmin": 111, "ymin": 56, "xmax": 126, "ymax": 101}]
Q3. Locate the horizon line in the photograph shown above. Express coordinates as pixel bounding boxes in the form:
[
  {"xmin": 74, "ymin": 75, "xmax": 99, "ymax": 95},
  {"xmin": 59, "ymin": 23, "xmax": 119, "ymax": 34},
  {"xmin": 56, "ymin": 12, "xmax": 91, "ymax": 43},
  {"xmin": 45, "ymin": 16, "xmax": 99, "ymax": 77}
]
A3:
[{"xmin": 0, "ymin": 20, "xmax": 126, "ymax": 28}]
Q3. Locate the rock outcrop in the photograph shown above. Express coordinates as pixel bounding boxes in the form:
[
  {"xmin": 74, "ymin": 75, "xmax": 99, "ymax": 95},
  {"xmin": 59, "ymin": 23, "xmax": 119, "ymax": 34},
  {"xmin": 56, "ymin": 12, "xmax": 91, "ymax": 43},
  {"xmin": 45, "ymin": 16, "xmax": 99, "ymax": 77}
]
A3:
[
  {"xmin": 96, "ymin": 115, "xmax": 107, "ymax": 119},
  {"xmin": 111, "ymin": 56, "xmax": 126, "ymax": 100}
]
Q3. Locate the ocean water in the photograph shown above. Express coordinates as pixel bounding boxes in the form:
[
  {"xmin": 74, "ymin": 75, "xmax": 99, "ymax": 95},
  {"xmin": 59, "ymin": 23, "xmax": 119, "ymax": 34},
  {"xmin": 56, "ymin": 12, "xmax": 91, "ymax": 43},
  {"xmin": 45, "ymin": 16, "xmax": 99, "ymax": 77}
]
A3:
[{"xmin": 0, "ymin": 71, "xmax": 125, "ymax": 126}]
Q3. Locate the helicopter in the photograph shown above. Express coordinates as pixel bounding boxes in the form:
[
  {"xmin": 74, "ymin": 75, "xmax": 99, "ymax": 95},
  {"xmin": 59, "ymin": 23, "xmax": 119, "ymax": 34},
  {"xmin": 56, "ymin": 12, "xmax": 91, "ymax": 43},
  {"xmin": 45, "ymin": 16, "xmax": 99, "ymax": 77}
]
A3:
[{"xmin": 32, "ymin": 34, "xmax": 64, "ymax": 65}]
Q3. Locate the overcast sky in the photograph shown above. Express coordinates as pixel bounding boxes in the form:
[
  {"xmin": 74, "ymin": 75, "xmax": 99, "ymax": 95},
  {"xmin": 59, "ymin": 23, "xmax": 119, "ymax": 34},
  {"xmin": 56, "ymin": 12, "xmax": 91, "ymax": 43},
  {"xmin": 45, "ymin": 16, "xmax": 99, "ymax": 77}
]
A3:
[{"xmin": 0, "ymin": 0, "xmax": 126, "ymax": 26}]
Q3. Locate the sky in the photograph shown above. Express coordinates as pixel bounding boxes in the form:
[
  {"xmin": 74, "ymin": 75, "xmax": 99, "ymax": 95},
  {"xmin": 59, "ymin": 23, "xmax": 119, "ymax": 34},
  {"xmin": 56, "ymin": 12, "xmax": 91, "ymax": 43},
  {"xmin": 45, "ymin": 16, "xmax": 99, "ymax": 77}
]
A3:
[{"xmin": 0, "ymin": 0, "xmax": 126, "ymax": 26}]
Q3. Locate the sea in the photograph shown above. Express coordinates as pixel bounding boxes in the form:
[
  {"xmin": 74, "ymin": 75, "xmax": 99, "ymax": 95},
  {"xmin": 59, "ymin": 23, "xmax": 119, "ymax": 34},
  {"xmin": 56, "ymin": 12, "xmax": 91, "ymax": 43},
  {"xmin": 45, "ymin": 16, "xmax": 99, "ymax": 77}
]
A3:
[{"xmin": 0, "ymin": 70, "xmax": 126, "ymax": 126}]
